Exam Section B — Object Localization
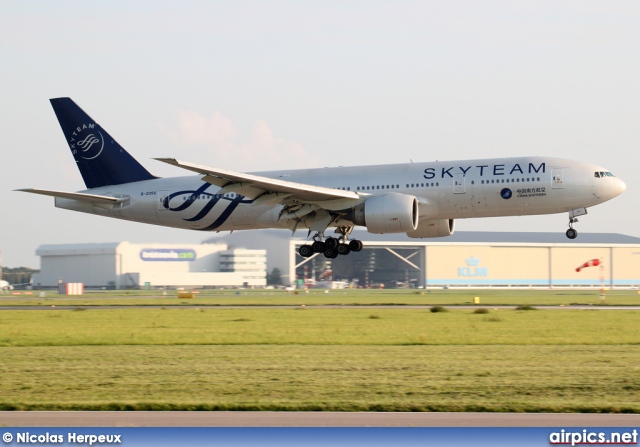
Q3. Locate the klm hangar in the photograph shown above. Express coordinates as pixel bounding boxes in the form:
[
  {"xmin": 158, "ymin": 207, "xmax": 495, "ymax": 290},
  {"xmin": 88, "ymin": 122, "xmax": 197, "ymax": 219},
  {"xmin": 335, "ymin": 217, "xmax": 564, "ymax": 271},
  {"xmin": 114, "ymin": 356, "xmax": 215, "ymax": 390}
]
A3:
[
  {"xmin": 33, "ymin": 242, "xmax": 266, "ymax": 289},
  {"xmin": 219, "ymin": 230, "xmax": 640, "ymax": 289}
]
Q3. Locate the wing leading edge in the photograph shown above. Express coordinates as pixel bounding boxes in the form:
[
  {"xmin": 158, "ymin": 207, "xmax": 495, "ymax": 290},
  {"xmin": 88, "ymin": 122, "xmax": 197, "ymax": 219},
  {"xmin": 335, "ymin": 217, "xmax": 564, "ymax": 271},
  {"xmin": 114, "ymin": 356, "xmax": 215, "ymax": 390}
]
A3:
[{"xmin": 155, "ymin": 158, "xmax": 360, "ymax": 203}]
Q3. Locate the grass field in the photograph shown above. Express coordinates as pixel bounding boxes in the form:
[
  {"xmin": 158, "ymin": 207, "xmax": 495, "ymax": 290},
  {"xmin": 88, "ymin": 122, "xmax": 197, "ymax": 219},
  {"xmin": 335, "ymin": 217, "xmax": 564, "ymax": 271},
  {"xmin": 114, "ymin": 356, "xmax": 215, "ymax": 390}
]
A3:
[{"xmin": 1, "ymin": 290, "xmax": 639, "ymax": 412}]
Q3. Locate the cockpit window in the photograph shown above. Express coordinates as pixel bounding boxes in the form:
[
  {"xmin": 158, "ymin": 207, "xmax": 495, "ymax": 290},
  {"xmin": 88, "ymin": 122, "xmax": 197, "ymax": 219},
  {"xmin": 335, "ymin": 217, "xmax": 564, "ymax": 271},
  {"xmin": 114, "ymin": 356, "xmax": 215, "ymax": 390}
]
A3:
[
  {"xmin": 594, "ymin": 171, "xmax": 616, "ymax": 178},
  {"xmin": 594, "ymin": 172, "xmax": 600, "ymax": 178}
]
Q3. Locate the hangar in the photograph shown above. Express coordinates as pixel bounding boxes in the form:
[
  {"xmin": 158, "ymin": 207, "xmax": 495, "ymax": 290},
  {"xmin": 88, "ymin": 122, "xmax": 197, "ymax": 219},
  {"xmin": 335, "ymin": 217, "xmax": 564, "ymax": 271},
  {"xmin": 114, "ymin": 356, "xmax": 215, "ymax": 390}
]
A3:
[
  {"xmin": 217, "ymin": 230, "xmax": 640, "ymax": 289},
  {"xmin": 32, "ymin": 232, "xmax": 640, "ymax": 290},
  {"xmin": 33, "ymin": 241, "xmax": 267, "ymax": 289}
]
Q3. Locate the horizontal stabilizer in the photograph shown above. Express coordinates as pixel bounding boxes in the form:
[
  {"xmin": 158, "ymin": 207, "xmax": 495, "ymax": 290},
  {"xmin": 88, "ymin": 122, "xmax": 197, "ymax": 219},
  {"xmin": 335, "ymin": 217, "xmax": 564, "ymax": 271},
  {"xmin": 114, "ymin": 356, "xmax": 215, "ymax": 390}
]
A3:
[{"xmin": 15, "ymin": 188, "xmax": 127, "ymax": 204}]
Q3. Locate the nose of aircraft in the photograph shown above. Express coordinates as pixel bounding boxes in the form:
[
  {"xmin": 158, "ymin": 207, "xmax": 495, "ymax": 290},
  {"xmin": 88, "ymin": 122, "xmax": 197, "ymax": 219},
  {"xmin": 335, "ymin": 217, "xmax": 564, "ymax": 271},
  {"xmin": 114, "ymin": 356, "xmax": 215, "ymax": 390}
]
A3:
[
  {"xmin": 615, "ymin": 177, "xmax": 627, "ymax": 197},
  {"xmin": 595, "ymin": 173, "xmax": 626, "ymax": 202},
  {"xmin": 600, "ymin": 177, "xmax": 627, "ymax": 200}
]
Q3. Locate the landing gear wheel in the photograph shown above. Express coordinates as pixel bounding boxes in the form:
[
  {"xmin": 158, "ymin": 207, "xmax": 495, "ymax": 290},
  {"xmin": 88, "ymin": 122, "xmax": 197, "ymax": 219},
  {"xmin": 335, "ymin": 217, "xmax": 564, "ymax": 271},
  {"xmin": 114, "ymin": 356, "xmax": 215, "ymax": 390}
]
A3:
[
  {"xmin": 566, "ymin": 228, "xmax": 578, "ymax": 239},
  {"xmin": 311, "ymin": 240, "xmax": 326, "ymax": 253},
  {"xmin": 324, "ymin": 237, "xmax": 339, "ymax": 250},
  {"xmin": 348, "ymin": 239, "xmax": 364, "ymax": 252},
  {"xmin": 299, "ymin": 245, "xmax": 313, "ymax": 258},
  {"xmin": 337, "ymin": 244, "xmax": 351, "ymax": 255},
  {"xmin": 324, "ymin": 248, "xmax": 338, "ymax": 259}
]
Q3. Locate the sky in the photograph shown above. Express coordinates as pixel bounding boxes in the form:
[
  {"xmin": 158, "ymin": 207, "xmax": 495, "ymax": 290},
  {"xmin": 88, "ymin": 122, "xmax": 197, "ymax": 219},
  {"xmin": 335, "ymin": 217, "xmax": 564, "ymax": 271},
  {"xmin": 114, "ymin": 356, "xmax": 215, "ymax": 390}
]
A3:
[{"xmin": 1, "ymin": 1, "xmax": 639, "ymax": 268}]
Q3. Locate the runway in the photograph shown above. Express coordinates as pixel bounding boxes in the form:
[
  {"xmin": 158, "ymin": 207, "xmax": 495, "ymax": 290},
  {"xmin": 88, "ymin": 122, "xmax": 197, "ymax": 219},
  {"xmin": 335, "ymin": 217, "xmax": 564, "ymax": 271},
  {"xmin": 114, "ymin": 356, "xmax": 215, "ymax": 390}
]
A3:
[{"xmin": 2, "ymin": 411, "xmax": 640, "ymax": 427}]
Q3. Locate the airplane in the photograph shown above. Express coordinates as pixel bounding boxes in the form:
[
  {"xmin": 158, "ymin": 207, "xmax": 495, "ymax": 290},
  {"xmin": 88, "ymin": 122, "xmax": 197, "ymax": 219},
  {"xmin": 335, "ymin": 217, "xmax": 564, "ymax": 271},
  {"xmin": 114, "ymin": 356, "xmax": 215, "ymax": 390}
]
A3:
[
  {"xmin": 17, "ymin": 98, "xmax": 626, "ymax": 259},
  {"xmin": 0, "ymin": 278, "xmax": 33, "ymax": 291}
]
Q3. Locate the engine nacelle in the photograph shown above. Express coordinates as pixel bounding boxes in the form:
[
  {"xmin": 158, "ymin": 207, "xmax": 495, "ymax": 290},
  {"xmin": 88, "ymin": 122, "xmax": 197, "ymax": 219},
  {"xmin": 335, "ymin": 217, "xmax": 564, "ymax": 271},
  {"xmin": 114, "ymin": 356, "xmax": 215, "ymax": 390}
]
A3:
[
  {"xmin": 406, "ymin": 218, "xmax": 455, "ymax": 238},
  {"xmin": 351, "ymin": 193, "xmax": 419, "ymax": 234}
]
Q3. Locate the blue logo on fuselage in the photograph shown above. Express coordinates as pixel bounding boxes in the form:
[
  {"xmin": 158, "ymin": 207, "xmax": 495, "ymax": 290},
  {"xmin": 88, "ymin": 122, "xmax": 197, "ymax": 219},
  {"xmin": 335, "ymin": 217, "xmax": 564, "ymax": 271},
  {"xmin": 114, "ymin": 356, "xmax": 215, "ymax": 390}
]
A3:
[
  {"xmin": 501, "ymin": 188, "xmax": 512, "ymax": 199},
  {"xmin": 163, "ymin": 183, "xmax": 253, "ymax": 231}
]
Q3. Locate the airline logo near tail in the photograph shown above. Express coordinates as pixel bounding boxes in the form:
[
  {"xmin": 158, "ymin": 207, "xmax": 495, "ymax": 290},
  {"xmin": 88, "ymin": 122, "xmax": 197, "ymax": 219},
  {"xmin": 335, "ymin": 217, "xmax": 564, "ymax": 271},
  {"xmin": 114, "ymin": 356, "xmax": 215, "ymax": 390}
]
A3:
[
  {"xmin": 72, "ymin": 125, "xmax": 104, "ymax": 160},
  {"xmin": 49, "ymin": 97, "xmax": 156, "ymax": 189}
]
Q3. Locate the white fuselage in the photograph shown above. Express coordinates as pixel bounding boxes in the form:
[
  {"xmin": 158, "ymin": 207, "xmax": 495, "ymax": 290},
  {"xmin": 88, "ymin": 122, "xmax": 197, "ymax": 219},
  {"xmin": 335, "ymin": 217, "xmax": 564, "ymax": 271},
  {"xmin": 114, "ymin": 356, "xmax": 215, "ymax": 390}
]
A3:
[{"xmin": 53, "ymin": 156, "xmax": 625, "ymax": 235}]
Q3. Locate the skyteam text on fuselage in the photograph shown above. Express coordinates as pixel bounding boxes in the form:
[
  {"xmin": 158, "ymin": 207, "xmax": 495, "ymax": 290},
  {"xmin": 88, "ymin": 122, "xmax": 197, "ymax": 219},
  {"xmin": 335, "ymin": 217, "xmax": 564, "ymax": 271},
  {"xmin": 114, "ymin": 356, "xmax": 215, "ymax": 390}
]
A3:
[{"xmin": 18, "ymin": 98, "xmax": 626, "ymax": 259}]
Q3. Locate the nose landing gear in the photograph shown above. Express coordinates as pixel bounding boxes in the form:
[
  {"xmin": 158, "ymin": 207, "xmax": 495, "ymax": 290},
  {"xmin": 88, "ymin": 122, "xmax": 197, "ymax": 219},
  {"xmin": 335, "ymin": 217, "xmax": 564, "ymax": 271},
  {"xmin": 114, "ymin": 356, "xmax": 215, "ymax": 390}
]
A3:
[
  {"xmin": 566, "ymin": 226, "xmax": 578, "ymax": 240},
  {"xmin": 566, "ymin": 208, "xmax": 587, "ymax": 239},
  {"xmin": 566, "ymin": 215, "xmax": 579, "ymax": 239}
]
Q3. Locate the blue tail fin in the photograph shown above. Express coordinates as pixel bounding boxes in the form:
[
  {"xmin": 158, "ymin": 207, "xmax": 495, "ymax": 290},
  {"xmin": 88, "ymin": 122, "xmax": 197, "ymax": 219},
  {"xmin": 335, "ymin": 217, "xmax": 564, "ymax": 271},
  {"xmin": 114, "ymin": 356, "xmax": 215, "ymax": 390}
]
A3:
[{"xmin": 50, "ymin": 97, "xmax": 157, "ymax": 189}]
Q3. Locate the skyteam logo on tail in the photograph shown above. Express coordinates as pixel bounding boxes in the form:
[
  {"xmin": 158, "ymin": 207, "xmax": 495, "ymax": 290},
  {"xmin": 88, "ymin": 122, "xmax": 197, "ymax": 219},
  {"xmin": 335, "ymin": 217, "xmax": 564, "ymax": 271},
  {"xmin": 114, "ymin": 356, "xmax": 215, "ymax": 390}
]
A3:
[{"xmin": 69, "ymin": 123, "xmax": 105, "ymax": 160}]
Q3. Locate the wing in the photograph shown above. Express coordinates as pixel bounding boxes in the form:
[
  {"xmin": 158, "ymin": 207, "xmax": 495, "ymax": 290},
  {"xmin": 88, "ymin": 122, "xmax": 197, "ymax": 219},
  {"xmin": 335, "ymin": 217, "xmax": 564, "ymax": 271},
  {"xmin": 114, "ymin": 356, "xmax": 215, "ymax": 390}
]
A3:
[{"xmin": 155, "ymin": 158, "xmax": 360, "ymax": 203}]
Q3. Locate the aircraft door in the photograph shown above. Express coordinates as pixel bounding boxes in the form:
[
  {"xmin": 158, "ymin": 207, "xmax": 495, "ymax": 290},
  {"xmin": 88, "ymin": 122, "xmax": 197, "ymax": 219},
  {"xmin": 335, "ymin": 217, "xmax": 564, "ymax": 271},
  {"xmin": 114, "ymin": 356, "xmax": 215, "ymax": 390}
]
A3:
[
  {"xmin": 453, "ymin": 173, "xmax": 466, "ymax": 194},
  {"xmin": 552, "ymin": 170, "xmax": 564, "ymax": 189},
  {"xmin": 158, "ymin": 190, "xmax": 170, "ymax": 210}
]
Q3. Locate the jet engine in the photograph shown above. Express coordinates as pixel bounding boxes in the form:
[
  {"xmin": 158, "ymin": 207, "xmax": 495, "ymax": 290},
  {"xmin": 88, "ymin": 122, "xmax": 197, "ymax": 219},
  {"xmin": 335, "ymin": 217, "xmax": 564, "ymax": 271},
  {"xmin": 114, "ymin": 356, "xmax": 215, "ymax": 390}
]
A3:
[
  {"xmin": 406, "ymin": 218, "xmax": 455, "ymax": 238},
  {"xmin": 350, "ymin": 193, "xmax": 419, "ymax": 234}
]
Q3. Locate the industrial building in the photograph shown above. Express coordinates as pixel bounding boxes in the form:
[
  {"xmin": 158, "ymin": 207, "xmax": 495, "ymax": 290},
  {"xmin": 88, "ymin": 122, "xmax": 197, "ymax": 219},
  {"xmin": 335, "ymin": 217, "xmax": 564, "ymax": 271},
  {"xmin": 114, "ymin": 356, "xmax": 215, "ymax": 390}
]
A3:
[
  {"xmin": 33, "ymin": 231, "xmax": 640, "ymax": 289},
  {"xmin": 219, "ymin": 230, "xmax": 640, "ymax": 289},
  {"xmin": 33, "ymin": 242, "xmax": 266, "ymax": 289}
]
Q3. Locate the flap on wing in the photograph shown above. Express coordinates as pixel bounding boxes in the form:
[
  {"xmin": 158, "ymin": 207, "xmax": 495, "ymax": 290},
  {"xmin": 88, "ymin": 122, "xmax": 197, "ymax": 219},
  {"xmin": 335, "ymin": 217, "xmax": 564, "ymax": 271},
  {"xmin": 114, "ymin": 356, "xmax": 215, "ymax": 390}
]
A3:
[
  {"xmin": 155, "ymin": 158, "xmax": 360, "ymax": 202},
  {"xmin": 15, "ymin": 188, "xmax": 126, "ymax": 204}
]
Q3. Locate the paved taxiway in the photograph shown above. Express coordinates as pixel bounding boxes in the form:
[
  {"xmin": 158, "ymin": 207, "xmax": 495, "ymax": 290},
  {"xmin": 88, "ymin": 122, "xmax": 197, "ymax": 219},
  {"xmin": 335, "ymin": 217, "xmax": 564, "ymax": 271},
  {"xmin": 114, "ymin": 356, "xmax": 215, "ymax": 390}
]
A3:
[
  {"xmin": 1, "ymin": 304, "xmax": 639, "ymax": 311},
  {"xmin": 2, "ymin": 411, "xmax": 640, "ymax": 427}
]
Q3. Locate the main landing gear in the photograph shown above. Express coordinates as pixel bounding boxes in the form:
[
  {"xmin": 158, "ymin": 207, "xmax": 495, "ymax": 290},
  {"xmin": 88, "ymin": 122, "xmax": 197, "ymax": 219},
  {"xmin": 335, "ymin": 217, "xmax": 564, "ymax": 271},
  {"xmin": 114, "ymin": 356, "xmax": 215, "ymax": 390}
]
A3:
[{"xmin": 298, "ymin": 228, "xmax": 363, "ymax": 259}]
